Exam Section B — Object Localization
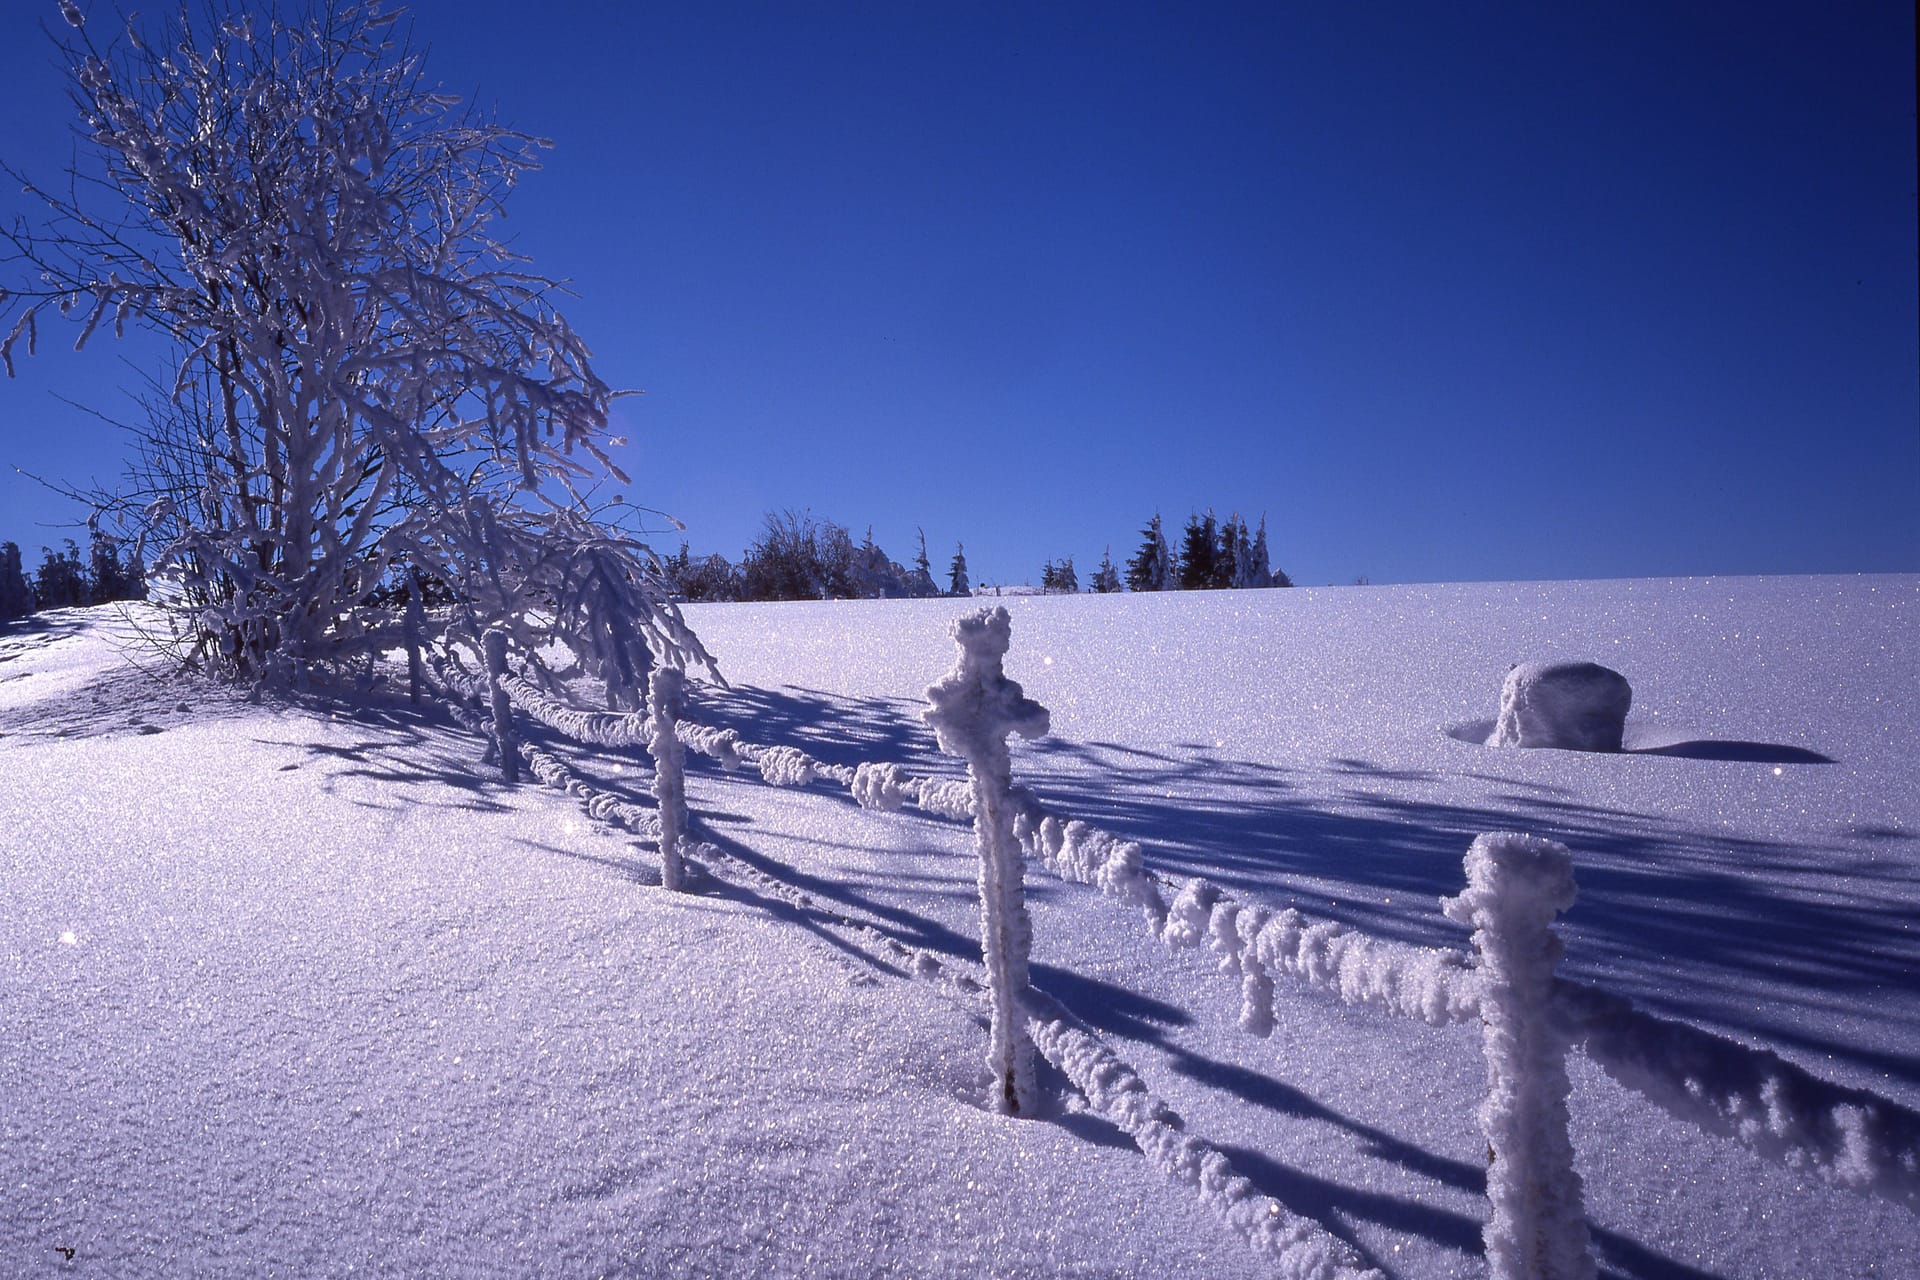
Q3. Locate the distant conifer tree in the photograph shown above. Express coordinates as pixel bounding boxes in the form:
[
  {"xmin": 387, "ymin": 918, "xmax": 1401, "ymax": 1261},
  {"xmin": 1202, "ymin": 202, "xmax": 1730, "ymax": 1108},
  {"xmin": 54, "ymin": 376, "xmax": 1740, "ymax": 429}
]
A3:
[
  {"xmin": 0, "ymin": 542, "xmax": 34, "ymax": 620},
  {"xmin": 87, "ymin": 532, "xmax": 143, "ymax": 602},
  {"xmin": 32, "ymin": 540, "xmax": 90, "ymax": 609},
  {"xmin": 1178, "ymin": 512, "xmax": 1216, "ymax": 590},
  {"xmin": 948, "ymin": 543, "xmax": 970, "ymax": 597},
  {"xmin": 1247, "ymin": 516, "xmax": 1274, "ymax": 588},
  {"xmin": 1125, "ymin": 514, "xmax": 1173, "ymax": 592},
  {"xmin": 1091, "ymin": 547, "xmax": 1122, "ymax": 593}
]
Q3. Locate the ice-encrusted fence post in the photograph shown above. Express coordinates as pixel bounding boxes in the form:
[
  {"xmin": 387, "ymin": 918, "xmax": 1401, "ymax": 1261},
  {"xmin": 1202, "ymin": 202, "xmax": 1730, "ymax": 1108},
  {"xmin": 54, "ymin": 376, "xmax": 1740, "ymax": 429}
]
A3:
[
  {"xmin": 403, "ymin": 570, "xmax": 426, "ymax": 706},
  {"xmin": 649, "ymin": 665, "xmax": 689, "ymax": 891},
  {"xmin": 1442, "ymin": 833, "xmax": 1596, "ymax": 1280},
  {"xmin": 924, "ymin": 606, "xmax": 1050, "ymax": 1116},
  {"xmin": 482, "ymin": 627, "xmax": 520, "ymax": 784}
]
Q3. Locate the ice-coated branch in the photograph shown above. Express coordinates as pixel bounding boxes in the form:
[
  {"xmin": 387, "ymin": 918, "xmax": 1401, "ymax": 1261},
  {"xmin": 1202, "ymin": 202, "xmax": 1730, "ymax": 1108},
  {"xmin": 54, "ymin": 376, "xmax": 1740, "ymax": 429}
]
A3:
[
  {"xmin": 1442, "ymin": 833, "xmax": 1596, "ymax": 1280},
  {"xmin": 924, "ymin": 606, "xmax": 1050, "ymax": 1116},
  {"xmin": 649, "ymin": 666, "xmax": 689, "ymax": 892}
]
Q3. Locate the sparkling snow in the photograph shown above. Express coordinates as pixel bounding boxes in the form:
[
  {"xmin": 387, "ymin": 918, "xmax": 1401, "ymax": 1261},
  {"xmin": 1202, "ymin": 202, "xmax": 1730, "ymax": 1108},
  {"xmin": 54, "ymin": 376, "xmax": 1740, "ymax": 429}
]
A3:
[{"xmin": 2, "ymin": 576, "xmax": 1915, "ymax": 1278}]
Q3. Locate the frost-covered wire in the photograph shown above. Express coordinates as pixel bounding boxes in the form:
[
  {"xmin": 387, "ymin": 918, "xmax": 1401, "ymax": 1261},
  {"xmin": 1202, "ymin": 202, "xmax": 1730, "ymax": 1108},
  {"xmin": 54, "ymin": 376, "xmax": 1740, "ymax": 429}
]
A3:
[
  {"xmin": 674, "ymin": 720, "xmax": 747, "ymax": 771},
  {"xmin": 1554, "ymin": 978, "xmax": 1920, "ymax": 1209},
  {"xmin": 1015, "ymin": 809, "xmax": 1167, "ymax": 925},
  {"xmin": 1009, "ymin": 796, "xmax": 1476, "ymax": 1030},
  {"xmin": 751, "ymin": 743, "xmax": 820, "ymax": 788},
  {"xmin": 850, "ymin": 761, "xmax": 912, "ymax": 811},
  {"xmin": 499, "ymin": 671, "xmax": 654, "ymax": 748},
  {"xmin": 1025, "ymin": 998, "xmax": 1382, "ymax": 1280},
  {"xmin": 517, "ymin": 736, "xmax": 662, "ymax": 841},
  {"xmin": 440, "ymin": 655, "xmax": 1920, "ymax": 1218}
]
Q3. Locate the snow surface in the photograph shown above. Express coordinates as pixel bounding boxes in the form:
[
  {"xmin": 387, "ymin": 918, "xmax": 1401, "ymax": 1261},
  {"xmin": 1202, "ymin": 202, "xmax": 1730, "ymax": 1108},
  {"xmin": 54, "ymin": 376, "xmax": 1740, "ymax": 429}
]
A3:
[{"xmin": 3, "ymin": 575, "xmax": 1917, "ymax": 1278}]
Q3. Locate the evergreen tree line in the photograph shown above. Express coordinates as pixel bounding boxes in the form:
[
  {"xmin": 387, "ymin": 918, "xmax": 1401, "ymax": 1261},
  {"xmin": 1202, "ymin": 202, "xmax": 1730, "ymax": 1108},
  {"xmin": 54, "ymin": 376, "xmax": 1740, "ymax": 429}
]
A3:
[
  {"xmin": 1043, "ymin": 510, "xmax": 1292, "ymax": 595},
  {"xmin": 0, "ymin": 535, "xmax": 148, "ymax": 622},
  {"xmin": 661, "ymin": 510, "xmax": 973, "ymax": 603},
  {"xmin": 656, "ymin": 506, "xmax": 1290, "ymax": 605}
]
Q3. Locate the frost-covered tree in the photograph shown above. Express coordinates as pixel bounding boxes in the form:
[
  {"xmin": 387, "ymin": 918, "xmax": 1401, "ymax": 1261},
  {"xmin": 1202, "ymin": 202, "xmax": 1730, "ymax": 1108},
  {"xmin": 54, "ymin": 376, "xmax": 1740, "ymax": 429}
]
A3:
[
  {"xmin": 906, "ymin": 528, "xmax": 939, "ymax": 598},
  {"xmin": 818, "ymin": 523, "xmax": 858, "ymax": 599},
  {"xmin": 32, "ymin": 540, "xmax": 90, "ymax": 608},
  {"xmin": 1246, "ymin": 515, "xmax": 1274, "ymax": 589},
  {"xmin": 1124, "ymin": 513, "xmax": 1173, "ymax": 592},
  {"xmin": 1251, "ymin": 516, "xmax": 1292, "ymax": 588},
  {"xmin": 663, "ymin": 543, "xmax": 738, "ymax": 602},
  {"xmin": 1218, "ymin": 514, "xmax": 1248, "ymax": 589},
  {"xmin": 1089, "ymin": 546, "xmax": 1121, "ymax": 594},
  {"xmin": 1053, "ymin": 556, "xmax": 1077, "ymax": 594},
  {"xmin": 853, "ymin": 527, "xmax": 906, "ymax": 599},
  {"xmin": 0, "ymin": 542, "xmax": 35, "ymax": 620},
  {"xmin": 948, "ymin": 542, "xmax": 970, "ymax": 597},
  {"xmin": 0, "ymin": 1, "xmax": 711, "ymax": 692}
]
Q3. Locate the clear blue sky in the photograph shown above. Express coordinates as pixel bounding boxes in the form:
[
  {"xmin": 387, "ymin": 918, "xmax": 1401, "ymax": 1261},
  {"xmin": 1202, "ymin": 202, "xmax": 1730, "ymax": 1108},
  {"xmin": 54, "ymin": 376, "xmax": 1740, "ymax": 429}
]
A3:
[{"xmin": 2, "ymin": 1, "xmax": 1915, "ymax": 587}]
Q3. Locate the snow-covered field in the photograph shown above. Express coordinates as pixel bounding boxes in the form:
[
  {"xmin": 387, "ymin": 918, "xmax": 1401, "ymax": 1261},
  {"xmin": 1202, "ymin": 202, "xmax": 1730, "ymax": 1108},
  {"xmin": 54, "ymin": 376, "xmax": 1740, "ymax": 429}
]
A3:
[{"xmin": 3, "ymin": 575, "xmax": 1915, "ymax": 1278}]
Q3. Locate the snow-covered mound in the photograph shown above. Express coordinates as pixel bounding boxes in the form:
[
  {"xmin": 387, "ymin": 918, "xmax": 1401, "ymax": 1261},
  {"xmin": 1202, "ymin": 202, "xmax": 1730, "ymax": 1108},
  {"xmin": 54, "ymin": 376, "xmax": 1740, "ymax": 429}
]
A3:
[
  {"xmin": 1488, "ymin": 660, "xmax": 1633, "ymax": 752},
  {"xmin": 2, "ymin": 576, "xmax": 1915, "ymax": 1279}
]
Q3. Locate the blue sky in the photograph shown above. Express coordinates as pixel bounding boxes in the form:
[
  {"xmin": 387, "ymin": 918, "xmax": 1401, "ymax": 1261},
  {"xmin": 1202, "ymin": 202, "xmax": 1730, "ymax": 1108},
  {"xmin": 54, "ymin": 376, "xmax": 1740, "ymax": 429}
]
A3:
[{"xmin": 1, "ymin": 1, "xmax": 1914, "ymax": 587}]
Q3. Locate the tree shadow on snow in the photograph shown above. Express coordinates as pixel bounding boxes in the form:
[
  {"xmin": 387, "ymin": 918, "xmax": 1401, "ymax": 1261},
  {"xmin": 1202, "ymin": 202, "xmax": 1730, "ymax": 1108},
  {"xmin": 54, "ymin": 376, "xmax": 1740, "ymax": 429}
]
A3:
[
  {"xmin": 446, "ymin": 678, "xmax": 1777, "ymax": 1280},
  {"xmin": 676, "ymin": 684, "xmax": 1920, "ymax": 1098}
]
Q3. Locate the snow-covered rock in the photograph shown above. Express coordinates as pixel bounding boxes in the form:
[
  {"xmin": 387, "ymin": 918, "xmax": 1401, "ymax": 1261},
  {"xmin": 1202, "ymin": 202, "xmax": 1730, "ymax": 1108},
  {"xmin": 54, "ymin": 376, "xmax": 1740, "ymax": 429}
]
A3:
[{"xmin": 1490, "ymin": 660, "xmax": 1632, "ymax": 752}]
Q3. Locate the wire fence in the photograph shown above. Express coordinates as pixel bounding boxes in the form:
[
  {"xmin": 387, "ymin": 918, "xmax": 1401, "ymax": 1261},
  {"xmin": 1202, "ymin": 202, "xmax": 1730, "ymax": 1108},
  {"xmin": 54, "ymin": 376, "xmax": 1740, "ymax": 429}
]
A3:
[{"xmin": 418, "ymin": 613, "xmax": 1920, "ymax": 1280}]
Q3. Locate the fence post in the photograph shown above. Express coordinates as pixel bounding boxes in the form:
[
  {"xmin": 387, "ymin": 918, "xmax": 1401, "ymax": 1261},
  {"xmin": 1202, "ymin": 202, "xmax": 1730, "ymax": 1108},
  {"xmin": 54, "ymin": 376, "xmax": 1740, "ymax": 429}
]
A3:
[
  {"xmin": 1442, "ymin": 832, "xmax": 1596, "ymax": 1280},
  {"xmin": 404, "ymin": 569, "xmax": 426, "ymax": 706},
  {"xmin": 482, "ymin": 627, "xmax": 520, "ymax": 784},
  {"xmin": 648, "ymin": 665, "xmax": 688, "ymax": 891},
  {"xmin": 924, "ymin": 606, "xmax": 1051, "ymax": 1116}
]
